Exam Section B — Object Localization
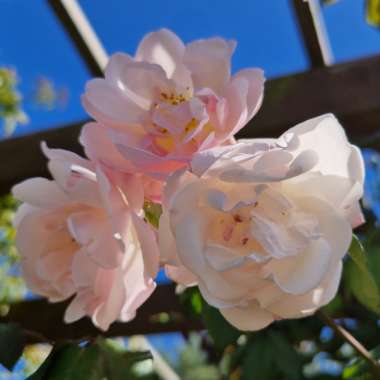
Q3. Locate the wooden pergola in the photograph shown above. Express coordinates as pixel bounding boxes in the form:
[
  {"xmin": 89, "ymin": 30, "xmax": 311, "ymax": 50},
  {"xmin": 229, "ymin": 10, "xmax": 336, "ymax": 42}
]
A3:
[{"xmin": 1, "ymin": 0, "xmax": 379, "ymax": 342}]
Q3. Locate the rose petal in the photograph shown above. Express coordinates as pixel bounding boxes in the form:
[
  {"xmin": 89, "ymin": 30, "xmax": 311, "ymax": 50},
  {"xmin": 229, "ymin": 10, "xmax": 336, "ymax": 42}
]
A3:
[
  {"xmin": 184, "ymin": 37, "xmax": 236, "ymax": 93},
  {"xmin": 220, "ymin": 302, "xmax": 274, "ymax": 331}
]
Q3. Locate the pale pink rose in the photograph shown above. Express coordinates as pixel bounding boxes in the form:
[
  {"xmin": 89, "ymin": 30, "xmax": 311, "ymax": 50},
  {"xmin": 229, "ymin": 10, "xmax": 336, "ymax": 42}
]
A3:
[
  {"xmin": 80, "ymin": 29, "xmax": 264, "ymax": 178},
  {"xmin": 159, "ymin": 114, "xmax": 364, "ymax": 331},
  {"xmin": 12, "ymin": 144, "xmax": 159, "ymax": 331}
]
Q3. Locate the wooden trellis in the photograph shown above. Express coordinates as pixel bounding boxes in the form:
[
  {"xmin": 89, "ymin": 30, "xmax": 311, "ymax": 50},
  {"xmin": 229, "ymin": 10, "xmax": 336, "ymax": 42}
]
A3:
[{"xmin": 1, "ymin": 0, "xmax": 380, "ymax": 341}]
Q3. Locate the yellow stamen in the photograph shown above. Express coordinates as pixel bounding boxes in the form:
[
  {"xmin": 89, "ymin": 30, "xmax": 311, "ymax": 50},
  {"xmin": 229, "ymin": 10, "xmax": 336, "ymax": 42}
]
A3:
[
  {"xmin": 160, "ymin": 91, "xmax": 189, "ymax": 106},
  {"xmin": 184, "ymin": 118, "xmax": 198, "ymax": 134},
  {"xmin": 155, "ymin": 135, "xmax": 175, "ymax": 152}
]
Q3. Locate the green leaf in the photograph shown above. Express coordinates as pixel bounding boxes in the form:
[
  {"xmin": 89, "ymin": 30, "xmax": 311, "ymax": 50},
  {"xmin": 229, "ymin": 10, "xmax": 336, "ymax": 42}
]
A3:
[
  {"xmin": 241, "ymin": 334, "xmax": 276, "ymax": 380},
  {"xmin": 26, "ymin": 343, "xmax": 61, "ymax": 379},
  {"xmin": 0, "ymin": 323, "xmax": 25, "ymax": 370},
  {"xmin": 268, "ymin": 331, "xmax": 303, "ymax": 380},
  {"xmin": 27, "ymin": 343, "xmax": 86, "ymax": 380},
  {"xmin": 241, "ymin": 332, "xmax": 303, "ymax": 380},
  {"xmin": 363, "ymin": 230, "xmax": 380, "ymax": 290},
  {"xmin": 343, "ymin": 345, "xmax": 380, "ymax": 379},
  {"xmin": 345, "ymin": 235, "xmax": 380, "ymax": 314},
  {"xmin": 179, "ymin": 286, "xmax": 203, "ymax": 319},
  {"xmin": 201, "ymin": 299, "xmax": 240, "ymax": 351},
  {"xmin": 179, "ymin": 287, "xmax": 203, "ymax": 317},
  {"xmin": 183, "ymin": 365, "xmax": 220, "ymax": 380},
  {"xmin": 97, "ymin": 338, "xmax": 152, "ymax": 378},
  {"xmin": 143, "ymin": 201, "xmax": 162, "ymax": 229},
  {"xmin": 27, "ymin": 338, "xmax": 152, "ymax": 380},
  {"xmin": 180, "ymin": 287, "xmax": 241, "ymax": 352},
  {"xmin": 0, "ymin": 68, "xmax": 27, "ymax": 136},
  {"xmin": 220, "ymin": 343, "xmax": 246, "ymax": 377},
  {"xmin": 367, "ymin": 0, "xmax": 380, "ymax": 27},
  {"xmin": 322, "ymin": 294, "xmax": 344, "ymax": 315}
]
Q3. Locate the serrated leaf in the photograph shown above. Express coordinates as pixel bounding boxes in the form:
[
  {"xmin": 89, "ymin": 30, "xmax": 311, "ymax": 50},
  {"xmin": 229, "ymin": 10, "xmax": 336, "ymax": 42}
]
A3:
[
  {"xmin": 345, "ymin": 235, "xmax": 380, "ymax": 314},
  {"xmin": 0, "ymin": 323, "xmax": 25, "ymax": 370},
  {"xmin": 367, "ymin": 0, "xmax": 380, "ymax": 27}
]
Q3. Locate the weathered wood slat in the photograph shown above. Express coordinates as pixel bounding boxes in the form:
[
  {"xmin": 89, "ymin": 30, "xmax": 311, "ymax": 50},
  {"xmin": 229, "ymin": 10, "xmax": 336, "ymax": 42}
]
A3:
[
  {"xmin": 48, "ymin": 0, "xmax": 106, "ymax": 77},
  {"xmin": 291, "ymin": 0, "xmax": 333, "ymax": 67},
  {"xmin": 0, "ymin": 122, "xmax": 83, "ymax": 195},
  {"xmin": 1, "ymin": 54, "xmax": 380, "ymax": 196},
  {"xmin": 239, "ymin": 54, "xmax": 380, "ymax": 143},
  {"xmin": 0, "ymin": 284, "xmax": 203, "ymax": 343}
]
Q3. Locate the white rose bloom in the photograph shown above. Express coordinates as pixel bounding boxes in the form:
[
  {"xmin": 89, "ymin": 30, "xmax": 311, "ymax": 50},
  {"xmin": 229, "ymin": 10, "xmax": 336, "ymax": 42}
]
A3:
[{"xmin": 158, "ymin": 114, "xmax": 365, "ymax": 331}]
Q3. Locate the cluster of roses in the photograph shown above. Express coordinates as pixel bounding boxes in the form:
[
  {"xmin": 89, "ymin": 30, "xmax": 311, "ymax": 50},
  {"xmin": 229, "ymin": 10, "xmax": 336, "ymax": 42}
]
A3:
[{"xmin": 13, "ymin": 30, "xmax": 365, "ymax": 332}]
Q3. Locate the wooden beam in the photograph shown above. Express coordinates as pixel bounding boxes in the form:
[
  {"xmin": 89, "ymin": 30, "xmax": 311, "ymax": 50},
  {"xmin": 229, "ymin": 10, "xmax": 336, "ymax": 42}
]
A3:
[
  {"xmin": 291, "ymin": 0, "xmax": 333, "ymax": 67},
  {"xmin": 48, "ymin": 0, "xmax": 108, "ymax": 77},
  {"xmin": 239, "ymin": 53, "xmax": 380, "ymax": 144},
  {"xmin": 2, "ymin": 54, "xmax": 380, "ymax": 195},
  {"xmin": 0, "ymin": 121, "xmax": 83, "ymax": 195},
  {"xmin": 0, "ymin": 284, "xmax": 203, "ymax": 343}
]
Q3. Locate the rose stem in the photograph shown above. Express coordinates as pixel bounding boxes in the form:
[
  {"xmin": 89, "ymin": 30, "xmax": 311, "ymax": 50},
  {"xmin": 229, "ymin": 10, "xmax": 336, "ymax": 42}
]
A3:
[{"xmin": 317, "ymin": 310, "xmax": 380, "ymax": 377}]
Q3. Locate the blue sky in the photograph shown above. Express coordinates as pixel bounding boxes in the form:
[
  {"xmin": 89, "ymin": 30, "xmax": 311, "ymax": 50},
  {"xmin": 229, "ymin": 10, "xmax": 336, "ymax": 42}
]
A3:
[{"xmin": 0, "ymin": 0, "xmax": 379, "ymax": 139}]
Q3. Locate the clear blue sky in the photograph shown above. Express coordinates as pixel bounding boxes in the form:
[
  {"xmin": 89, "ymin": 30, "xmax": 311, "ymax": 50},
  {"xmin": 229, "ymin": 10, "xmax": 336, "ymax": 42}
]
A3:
[{"xmin": 0, "ymin": 0, "xmax": 379, "ymax": 139}]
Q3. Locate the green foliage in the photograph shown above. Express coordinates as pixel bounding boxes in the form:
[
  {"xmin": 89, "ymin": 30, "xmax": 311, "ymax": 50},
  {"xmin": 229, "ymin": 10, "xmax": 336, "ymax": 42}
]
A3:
[
  {"xmin": 0, "ymin": 68, "xmax": 27, "ymax": 136},
  {"xmin": 143, "ymin": 201, "xmax": 162, "ymax": 229},
  {"xmin": 0, "ymin": 323, "xmax": 25, "ymax": 371},
  {"xmin": 238, "ymin": 331, "xmax": 304, "ymax": 380},
  {"xmin": 364, "ymin": 229, "xmax": 380, "ymax": 290},
  {"xmin": 345, "ymin": 235, "xmax": 380, "ymax": 314},
  {"xmin": 27, "ymin": 338, "xmax": 152, "ymax": 380},
  {"xmin": 179, "ymin": 286, "xmax": 203, "ymax": 319},
  {"xmin": 200, "ymin": 296, "xmax": 241, "ymax": 352},
  {"xmin": 343, "ymin": 345, "xmax": 380, "ymax": 379},
  {"xmin": 367, "ymin": 0, "xmax": 380, "ymax": 27},
  {"xmin": 0, "ymin": 195, "xmax": 18, "ymax": 257},
  {"xmin": 32, "ymin": 77, "xmax": 68, "ymax": 111},
  {"xmin": 22, "ymin": 344, "xmax": 52, "ymax": 378},
  {"xmin": 180, "ymin": 288, "xmax": 308, "ymax": 379},
  {"xmin": 177, "ymin": 333, "xmax": 220, "ymax": 380},
  {"xmin": 268, "ymin": 331, "xmax": 304, "ymax": 380},
  {"xmin": 322, "ymin": 294, "xmax": 344, "ymax": 316},
  {"xmin": 241, "ymin": 334, "xmax": 274, "ymax": 380},
  {"xmin": 0, "ymin": 195, "xmax": 26, "ymax": 304}
]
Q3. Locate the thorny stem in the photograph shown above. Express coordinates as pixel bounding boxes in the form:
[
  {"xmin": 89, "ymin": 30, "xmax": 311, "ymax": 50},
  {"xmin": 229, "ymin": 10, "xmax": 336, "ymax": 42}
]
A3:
[{"xmin": 317, "ymin": 310, "xmax": 380, "ymax": 377}]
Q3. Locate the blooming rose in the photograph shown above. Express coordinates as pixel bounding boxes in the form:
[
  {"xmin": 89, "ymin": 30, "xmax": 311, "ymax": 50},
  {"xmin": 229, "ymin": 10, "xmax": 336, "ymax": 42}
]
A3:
[
  {"xmin": 159, "ymin": 114, "xmax": 365, "ymax": 331},
  {"xmin": 80, "ymin": 29, "xmax": 264, "ymax": 177},
  {"xmin": 12, "ymin": 144, "xmax": 159, "ymax": 331}
]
